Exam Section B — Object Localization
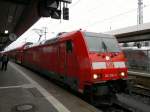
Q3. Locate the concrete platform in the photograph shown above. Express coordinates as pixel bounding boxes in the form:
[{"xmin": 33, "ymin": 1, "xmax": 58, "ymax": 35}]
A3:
[
  {"xmin": 0, "ymin": 63, "xmax": 57, "ymax": 112},
  {"xmin": 0, "ymin": 62, "xmax": 101, "ymax": 112}
]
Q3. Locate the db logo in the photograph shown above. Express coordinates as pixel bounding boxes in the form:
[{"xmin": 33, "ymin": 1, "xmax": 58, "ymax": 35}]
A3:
[{"xmin": 106, "ymin": 62, "xmax": 114, "ymax": 68}]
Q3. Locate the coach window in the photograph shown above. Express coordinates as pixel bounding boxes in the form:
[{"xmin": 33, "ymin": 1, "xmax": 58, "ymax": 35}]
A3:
[{"xmin": 66, "ymin": 40, "xmax": 72, "ymax": 53}]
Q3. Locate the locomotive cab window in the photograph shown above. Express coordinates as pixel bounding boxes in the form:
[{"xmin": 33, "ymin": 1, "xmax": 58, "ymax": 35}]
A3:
[
  {"xmin": 84, "ymin": 32, "xmax": 121, "ymax": 52},
  {"xmin": 66, "ymin": 40, "xmax": 73, "ymax": 53}
]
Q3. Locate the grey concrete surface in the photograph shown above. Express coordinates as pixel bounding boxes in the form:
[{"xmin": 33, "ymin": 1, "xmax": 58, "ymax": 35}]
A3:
[
  {"xmin": 0, "ymin": 87, "xmax": 57, "ymax": 112},
  {"xmin": 0, "ymin": 63, "xmax": 29, "ymax": 87},
  {"xmin": 0, "ymin": 63, "xmax": 57, "ymax": 112}
]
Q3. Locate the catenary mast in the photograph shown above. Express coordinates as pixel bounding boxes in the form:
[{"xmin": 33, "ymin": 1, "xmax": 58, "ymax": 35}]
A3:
[{"xmin": 137, "ymin": 0, "xmax": 143, "ymax": 24}]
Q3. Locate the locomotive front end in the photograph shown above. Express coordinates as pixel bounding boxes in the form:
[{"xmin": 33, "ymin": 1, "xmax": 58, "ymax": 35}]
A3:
[
  {"xmin": 90, "ymin": 52, "xmax": 128, "ymax": 82},
  {"xmin": 84, "ymin": 32, "xmax": 128, "ymax": 96}
]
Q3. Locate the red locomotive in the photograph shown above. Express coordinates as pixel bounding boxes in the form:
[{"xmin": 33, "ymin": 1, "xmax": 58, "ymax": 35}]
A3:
[{"xmin": 8, "ymin": 30, "xmax": 128, "ymax": 101}]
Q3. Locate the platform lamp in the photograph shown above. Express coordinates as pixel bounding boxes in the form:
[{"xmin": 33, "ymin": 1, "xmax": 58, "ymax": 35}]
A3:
[{"xmin": 4, "ymin": 30, "xmax": 9, "ymax": 34}]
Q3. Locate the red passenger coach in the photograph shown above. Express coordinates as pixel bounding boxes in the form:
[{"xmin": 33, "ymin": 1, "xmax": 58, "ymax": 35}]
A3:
[
  {"xmin": 10, "ymin": 30, "xmax": 128, "ymax": 99},
  {"xmin": 7, "ymin": 42, "xmax": 32, "ymax": 64}
]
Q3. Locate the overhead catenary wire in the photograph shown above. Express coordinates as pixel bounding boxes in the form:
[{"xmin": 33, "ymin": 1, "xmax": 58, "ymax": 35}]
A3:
[{"xmin": 84, "ymin": 4, "xmax": 150, "ymax": 29}]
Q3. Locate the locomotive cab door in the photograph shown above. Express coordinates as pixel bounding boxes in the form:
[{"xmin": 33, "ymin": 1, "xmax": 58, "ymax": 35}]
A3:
[
  {"xmin": 58, "ymin": 42, "xmax": 67, "ymax": 80},
  {"xmin": 65, "ymin": 40, "xmax": 78, "ymax": 89},
  {"xmin": 58, "ymin": 40, "xmax": 78, "ymax": 89}
]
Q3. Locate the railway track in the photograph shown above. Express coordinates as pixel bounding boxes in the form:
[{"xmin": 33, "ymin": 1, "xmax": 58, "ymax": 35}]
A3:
[
  {"xmin": 108, "ymin": 78, "xmax": 150, "ymax": 112},
  {"xmin": 110, "ymin": 74, "xmax": 150, "ymax": 112},
  {"xmin": 128, "ymin": 70, "xmax": 150, "ymax": 88},
  {"xmin": 131, "ymin": 85, "xmax": 150, "ymax": 97},
  {"xmin": 99, "ymin": 104, "xmax": 133, "ymax": 112},
  {"xmin": 96, "ymin": 83, "xmax": 150, "ymax": 112}
]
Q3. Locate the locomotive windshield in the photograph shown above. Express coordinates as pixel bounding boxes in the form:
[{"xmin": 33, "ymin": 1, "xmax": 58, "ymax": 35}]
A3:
[{"xmin": 84, "ymin": 32, "xmax": 121, "ymax": 52}]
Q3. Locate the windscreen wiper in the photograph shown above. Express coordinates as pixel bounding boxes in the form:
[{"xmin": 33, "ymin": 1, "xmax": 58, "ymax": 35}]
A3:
[{"xmin": 102, "ymin": 41, "xmax": 108, "ymax": 52}]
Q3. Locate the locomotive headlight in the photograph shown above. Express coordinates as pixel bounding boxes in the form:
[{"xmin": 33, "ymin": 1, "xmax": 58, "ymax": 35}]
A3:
[
  {"xmin": 105, "ymin": 56, "xmax": 110, "ymax": 60},
  {"xmin": 93, "ymin": 74, "xmax": 98, "ymax": 79},
  {"xmin": 120, "ymin": 72, "xmax": 125, "ymax": 77}
]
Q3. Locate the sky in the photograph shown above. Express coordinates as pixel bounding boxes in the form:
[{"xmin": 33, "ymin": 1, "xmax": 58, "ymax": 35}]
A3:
[{"xmin": 6, "ymin": 0, "xmax": 150, "ymax": 51}]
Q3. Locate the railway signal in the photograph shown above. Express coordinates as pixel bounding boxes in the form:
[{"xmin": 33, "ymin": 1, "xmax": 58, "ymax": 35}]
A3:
[{"xmin": 63, "ymin": 7, "xmax": 69, "ymax": 20}]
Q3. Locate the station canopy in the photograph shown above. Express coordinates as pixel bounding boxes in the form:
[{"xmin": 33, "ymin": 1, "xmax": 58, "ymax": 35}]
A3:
[{"xmin": 0, "ymin": 0, "xmax": 71, "ymax": 51}]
